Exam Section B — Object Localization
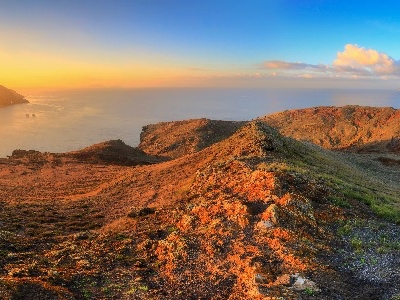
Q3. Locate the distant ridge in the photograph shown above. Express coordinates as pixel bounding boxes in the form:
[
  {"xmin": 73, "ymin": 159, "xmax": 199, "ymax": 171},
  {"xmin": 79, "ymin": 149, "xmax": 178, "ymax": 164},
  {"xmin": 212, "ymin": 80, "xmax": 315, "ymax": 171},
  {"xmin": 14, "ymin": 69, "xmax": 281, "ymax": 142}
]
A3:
[
  {"xmin": 0, "ymin": 85, "xmax": 29, "ymax": 107},
  {"xmin": 138, "ymin": 106, "xmax": 400, "ymax": 157},
  {"xmin": 261, "ymin": 105, "xmax": 400, "ymax": 153}
]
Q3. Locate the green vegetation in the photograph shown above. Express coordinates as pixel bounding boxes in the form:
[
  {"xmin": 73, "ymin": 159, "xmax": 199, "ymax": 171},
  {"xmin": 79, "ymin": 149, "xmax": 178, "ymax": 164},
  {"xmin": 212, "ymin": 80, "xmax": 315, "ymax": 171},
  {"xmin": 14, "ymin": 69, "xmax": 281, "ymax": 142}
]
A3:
[
  {"xmin": 350, "ymin": 237, "xmax": 363, "ymax": 253},
  {"xmin": 166, "ymin": 225, "xmax": 178, "ymax": 234},
  {"xmin": 115, "ymin": 233, "xmax": 128, "ymax": 240},
  {"xmin": 304, "ymin": 287, "xmax": 315, "ymax": 296},
  {"xmin": 377, "ymin": 237, "xmax": 400, "ymax": 253},
  {"xmin": 138, "ymin": 285, "xmax": 149, "ymax": 292},
  {"xmin": 257, "ymin": 161, "xmax": 292, "ymax": 172},
  {"xmin": 73, "ymin": 277, "xmax": 98, "ymax": 299},
  {"xmin": 273, "ymin": 136, "xmax": 400, "ymax": 224},
  {"xmin": 337, "ymin": 218, "xmax": 400, "ymax": 256},
  {"xmin": 328, "ymin": 195, "xmax": 351, "ymax": 208},
  {"xmin": 337, "ymin": 226, "xmax": 351, "ymax": 237}
]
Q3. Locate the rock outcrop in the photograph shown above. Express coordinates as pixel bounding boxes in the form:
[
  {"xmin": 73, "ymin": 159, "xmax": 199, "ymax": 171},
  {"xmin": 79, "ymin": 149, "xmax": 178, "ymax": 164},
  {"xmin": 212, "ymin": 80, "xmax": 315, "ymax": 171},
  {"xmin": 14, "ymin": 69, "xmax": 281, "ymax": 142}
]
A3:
[{"xmin": 0, "ymin": 85, "xmax": 29, "ymax": 107}]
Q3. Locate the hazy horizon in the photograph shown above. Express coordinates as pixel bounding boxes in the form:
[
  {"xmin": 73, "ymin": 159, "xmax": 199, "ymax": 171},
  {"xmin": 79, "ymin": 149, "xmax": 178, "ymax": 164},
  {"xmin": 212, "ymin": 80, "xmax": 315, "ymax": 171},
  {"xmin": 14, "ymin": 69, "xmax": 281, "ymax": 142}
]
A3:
[{"xmin": 1, "ymin": 87, "xmax": 399, "ymax": 158}]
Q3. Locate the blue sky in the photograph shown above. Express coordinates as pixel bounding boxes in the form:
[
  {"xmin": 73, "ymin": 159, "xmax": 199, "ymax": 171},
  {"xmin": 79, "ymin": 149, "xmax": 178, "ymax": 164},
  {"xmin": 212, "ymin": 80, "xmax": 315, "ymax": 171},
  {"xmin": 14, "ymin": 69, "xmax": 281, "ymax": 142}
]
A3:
[{"xmin": 1, "ymin": 0, "xmax": 400, "ymax": 90}]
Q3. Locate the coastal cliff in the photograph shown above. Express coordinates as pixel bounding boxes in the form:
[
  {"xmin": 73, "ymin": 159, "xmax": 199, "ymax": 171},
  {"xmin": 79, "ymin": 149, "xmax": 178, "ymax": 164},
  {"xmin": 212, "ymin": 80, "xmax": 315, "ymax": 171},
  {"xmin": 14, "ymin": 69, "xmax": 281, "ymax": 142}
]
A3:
[
  {"xmin": 0, "ymin": 85, "xmax": 29, "ymax": 107},
  {"xmin": 0, "ymin": 106, "xmax": 399, "ymax": 299}
]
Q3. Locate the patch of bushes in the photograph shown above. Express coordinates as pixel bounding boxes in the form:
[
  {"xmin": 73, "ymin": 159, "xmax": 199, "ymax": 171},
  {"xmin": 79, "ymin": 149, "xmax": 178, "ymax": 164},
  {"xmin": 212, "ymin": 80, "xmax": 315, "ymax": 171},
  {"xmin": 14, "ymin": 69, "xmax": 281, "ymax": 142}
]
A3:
[{"xmin": 328, "ymin": 195, "xmax": 351, "ymax": 208}]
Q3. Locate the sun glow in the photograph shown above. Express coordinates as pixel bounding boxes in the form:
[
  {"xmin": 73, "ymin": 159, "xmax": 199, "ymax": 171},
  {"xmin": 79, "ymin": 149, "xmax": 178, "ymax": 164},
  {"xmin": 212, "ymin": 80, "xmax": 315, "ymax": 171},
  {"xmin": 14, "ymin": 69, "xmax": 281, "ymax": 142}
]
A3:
[{"xmin": 0, "ymin": 49, "xmax": 190, "ymax": 91}]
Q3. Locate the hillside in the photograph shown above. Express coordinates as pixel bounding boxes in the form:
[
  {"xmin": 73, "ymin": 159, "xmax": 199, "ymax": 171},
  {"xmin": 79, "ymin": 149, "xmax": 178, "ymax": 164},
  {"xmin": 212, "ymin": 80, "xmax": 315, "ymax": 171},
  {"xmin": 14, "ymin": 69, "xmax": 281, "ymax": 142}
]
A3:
[
  {"xmin": 67, "ymin": 139, "xmax": 166, "ymax": 166},
  {"xmin": 0, "ymin": 106, "xmax": 399, "ymax": 299},
  {"xmin": 139, "ymin": 118, "xmax": 246, "ymax": 159},
  {"xmin": 0, "ymin": 85, "xmax": 29, "ymax": 107},
  {"xmin": 261, "ymin": 105, "xmax": 400, "ymax": 153}
]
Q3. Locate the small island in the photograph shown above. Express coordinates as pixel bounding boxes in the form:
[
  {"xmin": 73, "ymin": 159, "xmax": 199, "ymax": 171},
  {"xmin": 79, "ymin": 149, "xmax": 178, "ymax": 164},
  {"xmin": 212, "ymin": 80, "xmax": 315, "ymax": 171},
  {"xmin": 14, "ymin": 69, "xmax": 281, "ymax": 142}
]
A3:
[{"xmin": 0, "ymin": 85, "xmax": 29, "ymax": 107}]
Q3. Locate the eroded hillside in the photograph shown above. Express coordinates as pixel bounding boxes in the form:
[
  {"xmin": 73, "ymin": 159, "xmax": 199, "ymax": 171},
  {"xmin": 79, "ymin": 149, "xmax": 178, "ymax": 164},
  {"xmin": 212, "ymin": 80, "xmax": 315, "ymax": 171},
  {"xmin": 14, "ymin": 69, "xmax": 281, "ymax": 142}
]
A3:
[{"xmin": 0, "ymin": 107, "xmax": 399, "ymax": 299}]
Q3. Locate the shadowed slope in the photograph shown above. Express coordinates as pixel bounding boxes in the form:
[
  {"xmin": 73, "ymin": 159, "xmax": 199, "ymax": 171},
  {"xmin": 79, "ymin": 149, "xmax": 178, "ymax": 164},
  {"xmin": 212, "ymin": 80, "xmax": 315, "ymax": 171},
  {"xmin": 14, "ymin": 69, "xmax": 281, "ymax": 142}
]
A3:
[
  {"xmin": 68, "ymin": 139, "xmax": 165, "ymax": 166},
  {"xmin": 139, "ymin": 118, "xmax": 246, "ymax": 159}
]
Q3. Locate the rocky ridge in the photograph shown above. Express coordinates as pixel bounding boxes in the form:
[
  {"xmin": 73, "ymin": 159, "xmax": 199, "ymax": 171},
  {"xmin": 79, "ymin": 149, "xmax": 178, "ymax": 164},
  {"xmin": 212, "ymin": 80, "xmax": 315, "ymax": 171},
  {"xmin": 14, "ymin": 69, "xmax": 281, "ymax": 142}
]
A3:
[{"xmin": 0, "ymin": 106, "xmax": 399, "ymax": 299}]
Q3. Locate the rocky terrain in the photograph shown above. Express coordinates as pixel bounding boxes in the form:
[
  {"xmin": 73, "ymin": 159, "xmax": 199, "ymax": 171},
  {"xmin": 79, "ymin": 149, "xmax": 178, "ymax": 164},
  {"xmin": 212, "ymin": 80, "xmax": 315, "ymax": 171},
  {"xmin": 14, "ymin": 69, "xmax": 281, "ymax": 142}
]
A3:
[
  {"xmin": 0, "ymin": 86, "xmax": 29, "ymax": 107},
  {"xmin": 0, "ymin": 106, "xmax": 399, "ymax": 299}
]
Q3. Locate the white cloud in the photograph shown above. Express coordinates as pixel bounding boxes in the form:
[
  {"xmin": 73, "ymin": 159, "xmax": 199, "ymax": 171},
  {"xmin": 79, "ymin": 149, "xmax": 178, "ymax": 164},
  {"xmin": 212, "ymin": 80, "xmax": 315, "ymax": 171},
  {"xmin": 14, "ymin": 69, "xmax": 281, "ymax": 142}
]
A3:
[
  {"xmin": 261, "ymin": 44, "xmax": 400, "ymax": 79},
  {"xmin": 333, "ymin": 44, "xmax": 396, "ymax": 75}
]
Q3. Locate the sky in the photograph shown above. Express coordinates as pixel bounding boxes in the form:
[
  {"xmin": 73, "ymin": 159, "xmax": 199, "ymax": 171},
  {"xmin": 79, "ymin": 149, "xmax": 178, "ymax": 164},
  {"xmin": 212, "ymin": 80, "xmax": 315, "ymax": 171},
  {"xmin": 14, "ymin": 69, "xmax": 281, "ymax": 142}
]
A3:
[{"xmin": 1, "ymin": 0, "xmax": 400, "ymax": 91}]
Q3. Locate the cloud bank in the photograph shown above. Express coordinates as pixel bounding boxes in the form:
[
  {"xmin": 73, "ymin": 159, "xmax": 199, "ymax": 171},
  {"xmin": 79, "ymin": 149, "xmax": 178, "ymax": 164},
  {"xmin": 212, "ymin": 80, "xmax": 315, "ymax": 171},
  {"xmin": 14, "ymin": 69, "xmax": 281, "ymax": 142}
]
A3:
[{"xmin": 262, "ymin": 44, "xmax": 400, "ymax": 79}]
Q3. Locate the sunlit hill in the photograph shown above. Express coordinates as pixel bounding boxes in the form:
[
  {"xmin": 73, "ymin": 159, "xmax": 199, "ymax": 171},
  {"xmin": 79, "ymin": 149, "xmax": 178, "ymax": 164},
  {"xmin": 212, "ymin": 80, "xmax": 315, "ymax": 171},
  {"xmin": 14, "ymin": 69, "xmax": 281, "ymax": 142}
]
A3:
[{"xmin": 0, "ymin": 100, "xmax": 399, "ymax": 299}]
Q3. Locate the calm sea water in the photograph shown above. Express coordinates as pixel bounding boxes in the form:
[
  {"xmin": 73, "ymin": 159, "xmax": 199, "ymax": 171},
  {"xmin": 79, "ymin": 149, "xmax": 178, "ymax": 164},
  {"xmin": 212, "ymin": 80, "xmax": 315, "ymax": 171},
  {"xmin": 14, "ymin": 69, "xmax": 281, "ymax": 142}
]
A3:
[{"xmin": 0, "ymin": 88, "xmax": 399, "ymax": 158}]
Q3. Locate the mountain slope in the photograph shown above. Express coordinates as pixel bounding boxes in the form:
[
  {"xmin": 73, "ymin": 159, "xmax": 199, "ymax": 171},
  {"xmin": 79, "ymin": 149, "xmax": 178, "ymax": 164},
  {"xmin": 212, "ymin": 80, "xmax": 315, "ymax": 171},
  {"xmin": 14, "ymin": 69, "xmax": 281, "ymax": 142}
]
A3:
[
  {"xmin": 139, "ymin": 118, "xmax": 246, "ymax": 159},
  {"xmin": 261, "ymin": 105, "xmax": 400, "ymax": 153},
  {"xmin": 0, "ymin": 108, "xmax": 399, "ymax": 299}
]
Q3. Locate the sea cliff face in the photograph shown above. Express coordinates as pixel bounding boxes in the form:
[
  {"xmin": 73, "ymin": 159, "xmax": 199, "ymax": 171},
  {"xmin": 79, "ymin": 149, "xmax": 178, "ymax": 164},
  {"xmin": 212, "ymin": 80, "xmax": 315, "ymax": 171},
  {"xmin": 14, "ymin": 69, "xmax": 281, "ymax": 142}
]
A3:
[{"xmin": 0, "ymin": 85, "xmax": 29, "ymax": 107}]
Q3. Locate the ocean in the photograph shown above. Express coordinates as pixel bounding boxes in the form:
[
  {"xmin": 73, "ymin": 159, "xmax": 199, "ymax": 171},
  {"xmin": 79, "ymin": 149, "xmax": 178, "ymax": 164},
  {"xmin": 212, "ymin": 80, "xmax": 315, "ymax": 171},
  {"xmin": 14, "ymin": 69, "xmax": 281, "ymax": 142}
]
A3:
[{"xmin": 0, "ymin": 88, "xmax": 399, "ymax": 158}]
